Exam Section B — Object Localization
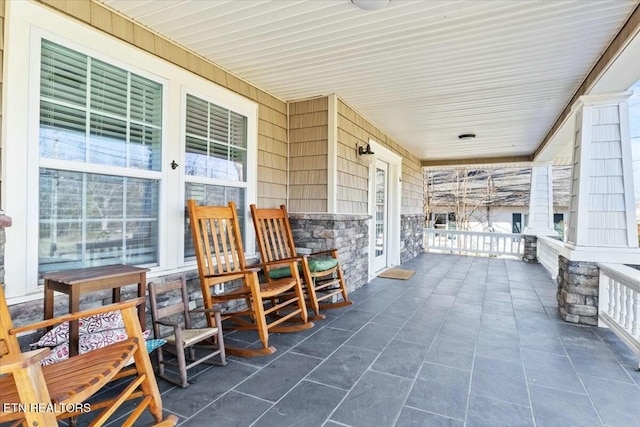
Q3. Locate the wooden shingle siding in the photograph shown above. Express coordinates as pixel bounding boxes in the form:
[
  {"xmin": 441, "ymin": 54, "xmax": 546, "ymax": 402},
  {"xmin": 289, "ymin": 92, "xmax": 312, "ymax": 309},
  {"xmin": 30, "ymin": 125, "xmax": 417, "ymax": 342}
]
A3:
[
  {"xmin": 336, "ymin": 99, "xmax": 424, "ymax": 215},
  {"xmin": 586, "ymin": 105, "xmax": 627, "ymax": 246},
  {"xmin": 288, "ymin": 98, "xmax": 329, "ymax": 213},
  {"xmin": 36, "ymin": 0, "xmax": 288, "ymax": 208}
]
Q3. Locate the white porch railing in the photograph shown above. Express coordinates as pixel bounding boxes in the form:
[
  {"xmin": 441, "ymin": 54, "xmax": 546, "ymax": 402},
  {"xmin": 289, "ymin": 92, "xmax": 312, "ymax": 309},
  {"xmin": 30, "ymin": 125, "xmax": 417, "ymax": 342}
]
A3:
[
  {"xmin": 597, "ymin": 263, "xmax": 640, "ymax": 369},
  {"xmin": 423, "ymin": 228, "xmax": 524, "ymax": 258},
  {"xmin": 537, "ymin": 235, "xmax": 564, "ymax": 279}
]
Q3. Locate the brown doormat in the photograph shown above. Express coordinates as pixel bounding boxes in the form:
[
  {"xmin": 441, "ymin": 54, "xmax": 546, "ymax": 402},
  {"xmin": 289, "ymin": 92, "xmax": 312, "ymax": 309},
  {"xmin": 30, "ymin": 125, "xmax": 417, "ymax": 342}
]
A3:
[{"xmin": 377, "ymin": 268, "xmax": 416, "ymax": 280}]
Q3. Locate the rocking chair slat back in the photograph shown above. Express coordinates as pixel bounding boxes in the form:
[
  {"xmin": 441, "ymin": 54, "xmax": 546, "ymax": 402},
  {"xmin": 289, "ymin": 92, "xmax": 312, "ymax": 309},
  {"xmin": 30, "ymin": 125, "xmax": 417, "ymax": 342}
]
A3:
[{"xmin": 189, "ymin": 202, "xmax": 246, "ymax": 277}]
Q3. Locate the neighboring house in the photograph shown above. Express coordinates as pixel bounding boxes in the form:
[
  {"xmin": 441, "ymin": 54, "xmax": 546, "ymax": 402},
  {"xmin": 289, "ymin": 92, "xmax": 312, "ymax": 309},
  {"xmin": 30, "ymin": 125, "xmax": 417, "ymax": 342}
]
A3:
[
  {"xmin": 425, "ymin": 166, "xmax": 570, "ymax": 240},
  {"xmin": 0, "ymin": 1, "xmax": 424, "ymax": 317}
]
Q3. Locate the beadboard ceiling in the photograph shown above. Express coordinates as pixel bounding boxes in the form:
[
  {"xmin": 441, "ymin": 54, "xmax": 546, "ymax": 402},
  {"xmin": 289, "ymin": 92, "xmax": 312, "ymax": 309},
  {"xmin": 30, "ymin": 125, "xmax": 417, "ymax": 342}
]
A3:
[{"xmin": 99, "ymin": 0, "xmax": 639, "ymax": 165}]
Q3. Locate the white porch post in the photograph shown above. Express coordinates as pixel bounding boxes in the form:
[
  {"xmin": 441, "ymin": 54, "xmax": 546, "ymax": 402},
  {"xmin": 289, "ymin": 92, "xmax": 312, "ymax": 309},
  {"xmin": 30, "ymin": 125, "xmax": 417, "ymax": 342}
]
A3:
[
  {"xmin": 524, "ymin": 163, "xmax": 557, "ymax": 237},
  {"xmin": 556, "ymin": 92, "xmax": 640, "ymax": 326},
  {"xmin": 565, "ymin": 92, "xmax": 640, "ymax": 261}
]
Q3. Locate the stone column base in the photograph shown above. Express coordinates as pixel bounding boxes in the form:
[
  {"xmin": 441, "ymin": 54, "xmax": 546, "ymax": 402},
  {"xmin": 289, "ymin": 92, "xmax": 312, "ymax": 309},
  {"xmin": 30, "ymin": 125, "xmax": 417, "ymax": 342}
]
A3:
[
  {"xmin": 523, "ymin": 235, "xmax": 537, "ymax": 263},
  {"xmin": 556, "ymin": 255, "xmax": 599, "ymax": 326}
]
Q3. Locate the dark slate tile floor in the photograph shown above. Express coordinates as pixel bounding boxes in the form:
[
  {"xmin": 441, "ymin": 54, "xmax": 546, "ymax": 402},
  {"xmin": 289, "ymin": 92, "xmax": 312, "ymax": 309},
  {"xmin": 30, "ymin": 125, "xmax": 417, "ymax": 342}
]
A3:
[{"xmin": 71, "ymin": 253, "xmax": 640, "ymax": 426}]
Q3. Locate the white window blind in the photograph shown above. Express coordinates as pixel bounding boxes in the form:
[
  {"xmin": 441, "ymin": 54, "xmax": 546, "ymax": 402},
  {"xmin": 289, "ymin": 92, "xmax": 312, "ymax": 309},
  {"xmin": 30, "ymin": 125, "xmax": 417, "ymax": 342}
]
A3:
[
  {"xmin": 39, "ymin": 40, "xmax": 162, "ymax": 273},
  {"xmin": 184, "ymin": 93, "xmax": 248, "ymax": 259}
]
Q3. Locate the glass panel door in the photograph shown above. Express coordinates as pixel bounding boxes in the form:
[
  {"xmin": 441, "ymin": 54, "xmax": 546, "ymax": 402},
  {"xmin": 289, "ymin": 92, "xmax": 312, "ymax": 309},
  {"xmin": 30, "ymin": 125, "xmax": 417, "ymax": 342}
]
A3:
[{"xmin": 373, "ymin": 159, "xmax": 388, "ymax": 273}]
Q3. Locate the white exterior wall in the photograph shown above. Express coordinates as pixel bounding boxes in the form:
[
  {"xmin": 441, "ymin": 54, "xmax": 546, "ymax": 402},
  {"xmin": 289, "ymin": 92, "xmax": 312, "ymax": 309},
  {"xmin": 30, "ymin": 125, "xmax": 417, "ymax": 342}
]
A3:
[{"xmin": 460, "ymin": 206, "xmax": 569, "ymax": 234}]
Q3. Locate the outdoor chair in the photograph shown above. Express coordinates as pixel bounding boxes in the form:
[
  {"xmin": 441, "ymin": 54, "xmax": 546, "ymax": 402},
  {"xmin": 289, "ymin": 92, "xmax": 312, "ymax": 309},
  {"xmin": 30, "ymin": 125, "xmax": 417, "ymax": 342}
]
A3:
[
  {"xmin": 250, "ymin": 204, "xmax": 352, "ymax": 320},
  {"xmin": 187, "ymin": 200, "xmax": 313, "ymax": 357},
  {"xmin": 0, "ymin": 285, "xmax": 177, "ymax": 427},
  {"xmin": 148, "ymin": 277, "xmax": 226, "ymax": 387}
]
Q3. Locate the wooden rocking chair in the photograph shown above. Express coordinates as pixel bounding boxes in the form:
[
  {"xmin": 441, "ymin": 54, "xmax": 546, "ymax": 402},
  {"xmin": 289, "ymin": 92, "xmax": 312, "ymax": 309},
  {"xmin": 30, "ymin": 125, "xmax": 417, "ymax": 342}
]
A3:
[
  {"xmin": 250, "ymin": 204, "xmax": 352, "ymax": 320},
  {"xmin": 0, "ymin": 285, "xmax": 177, "ymax": 427},
  {"xmin": 187, "ymin": 200, "xmax": 314, "ymax": 357}
]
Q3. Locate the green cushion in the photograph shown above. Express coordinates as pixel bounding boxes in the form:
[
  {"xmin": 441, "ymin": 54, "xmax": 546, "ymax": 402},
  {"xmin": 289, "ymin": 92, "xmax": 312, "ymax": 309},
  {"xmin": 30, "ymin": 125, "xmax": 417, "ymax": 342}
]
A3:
[
  {"xmin": 308, "ymin": 258, "xmax": 338, "ymax": 272},
  {"xmin": 267, "ymin": 258, "xmax": 339, "ymax": 279},
  {"xmin": 268, "ymin": 266, "xmax": 294, "ymax": 279}
]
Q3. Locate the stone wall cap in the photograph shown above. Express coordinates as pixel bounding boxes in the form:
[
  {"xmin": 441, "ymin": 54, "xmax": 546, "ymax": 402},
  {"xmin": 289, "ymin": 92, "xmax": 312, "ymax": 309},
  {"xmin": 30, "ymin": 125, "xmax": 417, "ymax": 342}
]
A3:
[
  {"xmin": 288, "ymin": 213, "xmax": 371, "ymax": 220},
  {"xmin": 0, "ymin": 215, "xmax": 12, "ymax": 228}
]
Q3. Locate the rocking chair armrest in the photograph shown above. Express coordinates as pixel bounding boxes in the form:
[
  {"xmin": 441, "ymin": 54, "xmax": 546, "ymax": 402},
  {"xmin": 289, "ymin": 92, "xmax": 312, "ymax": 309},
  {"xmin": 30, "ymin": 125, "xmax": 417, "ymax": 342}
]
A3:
[
  {"xmin": 9, "ymin": 298, "xmax": 145, "ymax": 336},
  {"xmin": 0, "ymin": 348, "xmax": 51, "ymax": 374},
  {"xmin": 190, "ymin": 308, "xmax": 223, "ymax": 315},
  {"xmin": 154, "ymin": 319, "xmax": 181, "ymax": 328},
  {"xmin": 190, "ymin": 308, "xmax": 223, "ymax": 326},
  {"xmin": 260, "ymin": 256, "xmax": 303, "ymax": 269},
  {"xmin": 203, "ymin": 268, "xmax": 261, "ymax": 280},
  {"xmin": 307, "ymin": 249, "xmax": 338, "ymax": 257}
]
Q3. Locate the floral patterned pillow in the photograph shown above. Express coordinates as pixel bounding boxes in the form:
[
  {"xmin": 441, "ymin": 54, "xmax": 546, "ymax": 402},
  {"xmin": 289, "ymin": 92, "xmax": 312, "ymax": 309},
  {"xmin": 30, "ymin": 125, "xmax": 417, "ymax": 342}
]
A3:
[
  {"xmin": 35, "ymin": 311, "xmax": 124, "ymax": 347},
  {"xmin": 39, "ymin": 328, "xmax": 151, "ymax": 366}
]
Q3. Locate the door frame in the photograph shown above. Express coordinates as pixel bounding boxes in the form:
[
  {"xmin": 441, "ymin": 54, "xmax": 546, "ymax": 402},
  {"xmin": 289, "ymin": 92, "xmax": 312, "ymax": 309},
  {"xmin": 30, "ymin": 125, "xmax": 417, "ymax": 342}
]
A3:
[{"xmin": 367, "ymin": 139, "xmax": 402, "ymax": 280}]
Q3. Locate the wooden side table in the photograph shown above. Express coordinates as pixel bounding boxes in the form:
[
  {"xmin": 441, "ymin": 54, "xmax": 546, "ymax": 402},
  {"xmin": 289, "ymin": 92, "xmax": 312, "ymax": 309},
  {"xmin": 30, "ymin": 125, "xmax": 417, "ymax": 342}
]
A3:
[{"xmin": 42, "ymin": 264, "xmax": 150, "ymax": 356}]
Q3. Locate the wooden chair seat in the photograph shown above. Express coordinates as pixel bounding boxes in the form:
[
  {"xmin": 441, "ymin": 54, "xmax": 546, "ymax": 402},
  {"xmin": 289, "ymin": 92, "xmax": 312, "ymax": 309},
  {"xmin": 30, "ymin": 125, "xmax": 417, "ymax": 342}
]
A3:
[
  {"xmin": 0, "ymin": 339, "xmax": 138, "ymax": 419},
  {"xmin": 165, "ymin": 328, "xmax": 218, "ymax": 347},
  {"xmin": 201, "ymin": 277, "xmax": 300, "ymax": 301}
]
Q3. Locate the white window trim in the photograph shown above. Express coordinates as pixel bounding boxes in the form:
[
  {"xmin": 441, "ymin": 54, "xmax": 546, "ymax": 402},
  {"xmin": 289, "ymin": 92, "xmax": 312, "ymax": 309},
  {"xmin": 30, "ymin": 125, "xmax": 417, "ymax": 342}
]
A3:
[{"xmin": 3, "ymin": 1, "xmax": 257, "ymax": 301}]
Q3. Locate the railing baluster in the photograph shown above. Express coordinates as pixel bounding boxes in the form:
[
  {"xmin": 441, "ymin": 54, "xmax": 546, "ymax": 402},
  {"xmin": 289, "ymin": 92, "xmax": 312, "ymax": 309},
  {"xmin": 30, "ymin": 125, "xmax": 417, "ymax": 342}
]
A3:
[
  {"xmin": 608, "ymin": 276, "xmax": 614, "ymax": 317},
  {"xmin": 618, "ymin": 280, "xmax": 625, "ymax": 324},
  {"xmin": 625, "ymin": 286, "xmax": 633, "ymax": 330},
  {"xmin": 633, "ymin": 289, "xmax": 639, "ymax": 337},
  {"xmin": 613, "ymin": 280, "xmax": 620, "ymax": 320}
]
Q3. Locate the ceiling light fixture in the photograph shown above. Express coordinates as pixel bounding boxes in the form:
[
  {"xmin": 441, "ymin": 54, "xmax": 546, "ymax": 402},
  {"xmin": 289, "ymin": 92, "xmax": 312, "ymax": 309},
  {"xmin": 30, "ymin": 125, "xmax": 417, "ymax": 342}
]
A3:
[
  {"xmin": 458, "ymin": 133, "xmax": 476, "ymax": 141},
  {"xmin": 351, "ymin": 0, "xmax": 391, "ymax": 11}
]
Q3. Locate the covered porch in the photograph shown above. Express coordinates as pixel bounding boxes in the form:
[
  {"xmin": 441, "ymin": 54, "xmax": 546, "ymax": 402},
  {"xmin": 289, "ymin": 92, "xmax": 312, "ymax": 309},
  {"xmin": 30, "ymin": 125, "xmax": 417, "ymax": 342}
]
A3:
[
  {"xmin": 80, "ymin": 253, "xmax": 640, "ymax": 426},
  {"xmin": 1, "ymin": 1, "xmax": 640, "ymax": 425}
]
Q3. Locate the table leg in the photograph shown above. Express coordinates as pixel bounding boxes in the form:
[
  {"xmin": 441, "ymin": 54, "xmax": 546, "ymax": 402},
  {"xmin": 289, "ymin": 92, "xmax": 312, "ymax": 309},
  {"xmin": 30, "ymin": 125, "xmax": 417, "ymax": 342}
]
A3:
[
  {"xmin": 69, "ymin": 289, "xmax": 80, "ymax": 357},
  {"xmin": 113, "ymin": 287, "xmax": 121, "ymax": 303},
  {"xmin": 138, "ymin": 273, "xmax": 147, "ymax": 329},
  {"xmin": 44, "ymin": 281, "xmax": 54, "ymax": 331}
]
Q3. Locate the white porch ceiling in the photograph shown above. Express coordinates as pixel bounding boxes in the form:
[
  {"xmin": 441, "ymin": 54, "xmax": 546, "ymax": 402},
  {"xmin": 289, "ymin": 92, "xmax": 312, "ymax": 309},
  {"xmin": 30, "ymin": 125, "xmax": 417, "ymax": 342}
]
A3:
[{"xmin": 99, "ymin": 0, "xmax": 639, "ymax": 165}]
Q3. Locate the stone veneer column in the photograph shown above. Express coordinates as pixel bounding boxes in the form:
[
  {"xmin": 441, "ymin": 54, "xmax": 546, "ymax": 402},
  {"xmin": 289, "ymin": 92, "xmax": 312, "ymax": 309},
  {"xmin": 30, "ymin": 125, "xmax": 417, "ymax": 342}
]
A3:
[
  {"xmin": 557, "ymin": 93, "xmax": 640, "ymax": 325},
  {"xmin": 400, "ymin": 214, "xmax": 424, "ymax": 263},
  {"xmin": 287, "ymin": 213, "xmax": 370, "ymax": 292}
]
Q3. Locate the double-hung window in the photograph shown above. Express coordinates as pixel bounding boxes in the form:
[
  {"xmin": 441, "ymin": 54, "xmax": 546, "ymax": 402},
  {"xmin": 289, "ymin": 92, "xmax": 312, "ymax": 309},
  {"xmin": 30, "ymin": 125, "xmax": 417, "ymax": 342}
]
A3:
[
  {"xmin": 183, "ymin": 94, "xmax": 249, "ymax": 259},
  {"xmin": 4, "ymin": 1, "xmax": 258, "ymax": 299},
  {"xmin": 38, "ymin": 40, "xmax": 162, "ymax": 273}
]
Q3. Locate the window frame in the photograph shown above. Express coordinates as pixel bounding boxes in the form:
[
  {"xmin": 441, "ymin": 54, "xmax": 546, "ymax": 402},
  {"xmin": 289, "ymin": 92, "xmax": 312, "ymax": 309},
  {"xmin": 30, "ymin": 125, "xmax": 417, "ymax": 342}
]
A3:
[
  {"xmin": 178, "ymin": 86, "xmax": 257, "ymax": 260},
  {"xmin": 38, "ymin": 40, "xmax": 165, "ymax": 273},
  {"xmin": 3, "ymin": 2, "xmax": 258, "ymax": 301}
]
